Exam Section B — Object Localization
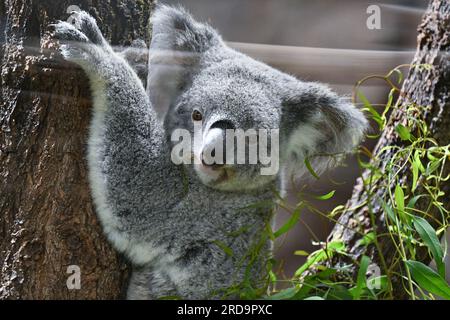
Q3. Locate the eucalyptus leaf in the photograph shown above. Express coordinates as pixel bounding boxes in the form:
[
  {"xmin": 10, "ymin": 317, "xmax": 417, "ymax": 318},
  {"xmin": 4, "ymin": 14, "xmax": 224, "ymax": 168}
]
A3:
[
  {"xmin": 314, "ymin": 190, "xmax": 336, "ymax": 200},
  {"xmin": 304, "ymin": 157, "xmax": 320, "ymax": 180},
  {"xmin": 395, "ymin": 124, "xmax": 411, "ymax": 141},
  {"xmin": 351, "ymin": 255, "xmax": 370, "ymax": 300},
  {"xmin": 405, "ymin": 260, "xmax": 450, "ymax": 299},
  {"xmin": 274, "ymin": 206, "xmax": 302, "ymax": 238},
  {"xmin": 412, "ymin": 216, "xmax": 445, "ymax": 278},
  {"xmin": 267, "ymin": 287, "xmax": 298, "ymax": 300}
]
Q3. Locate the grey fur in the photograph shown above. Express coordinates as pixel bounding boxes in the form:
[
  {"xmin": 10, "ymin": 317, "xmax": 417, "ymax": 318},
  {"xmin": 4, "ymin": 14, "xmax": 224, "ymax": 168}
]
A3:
[
  {"xmin": 51, "ymin": 5, "xmax": 368, "ymax": 299},
  {"xmin": 116, "ymin": 39, "xmax": 149, "ymax": 86}
]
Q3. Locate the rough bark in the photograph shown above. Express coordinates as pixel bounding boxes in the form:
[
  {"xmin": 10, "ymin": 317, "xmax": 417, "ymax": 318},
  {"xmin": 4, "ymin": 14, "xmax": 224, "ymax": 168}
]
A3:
[
  {"xmin": 318, "ymin": 0, "xmax": 450, "ymax": 299},
  {"xmin": 0, "ymin": 0, "xmax": 154, "ymax": 299}
]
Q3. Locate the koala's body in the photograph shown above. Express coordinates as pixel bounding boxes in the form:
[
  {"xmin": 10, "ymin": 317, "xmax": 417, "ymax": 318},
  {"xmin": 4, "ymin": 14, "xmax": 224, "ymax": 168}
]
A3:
[{"xmin": 52, "ymin": 6, "xmax": 367, "ymax": 299}]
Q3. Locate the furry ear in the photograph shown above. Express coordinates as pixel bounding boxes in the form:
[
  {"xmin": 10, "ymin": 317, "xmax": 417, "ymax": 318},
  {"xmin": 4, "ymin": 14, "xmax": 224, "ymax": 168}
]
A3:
[
  {"xmin": 280, "ymin": 81, "xmax": 368, "ymax": 179},
  {"xmin": 147, "ymin": 5, "xmax": 222, "ymax": 121},
  {"xmin": 117, "ymin": 39, "xmax": 148, "ymax": 86}
]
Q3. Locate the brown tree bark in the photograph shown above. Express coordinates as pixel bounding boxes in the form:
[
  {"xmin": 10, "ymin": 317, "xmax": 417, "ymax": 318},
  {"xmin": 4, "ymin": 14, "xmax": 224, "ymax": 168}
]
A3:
[
  {"xmin": 0, "ymin": 0, "xmax": 154, "ymax": 299},
  {"xmin": 316, "ymin": 0, "xmax": 450, "ymax": 299}
]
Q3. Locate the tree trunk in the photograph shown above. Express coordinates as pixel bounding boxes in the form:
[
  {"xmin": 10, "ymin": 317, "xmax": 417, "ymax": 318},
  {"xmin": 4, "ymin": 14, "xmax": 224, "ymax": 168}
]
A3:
[
  {"xmin": 0, "ymin": 0, "xmax": 154, "ymax": 299},
  {"xmin": 316, "ymin": 0, "xmax": 450, "ymax": 299}
]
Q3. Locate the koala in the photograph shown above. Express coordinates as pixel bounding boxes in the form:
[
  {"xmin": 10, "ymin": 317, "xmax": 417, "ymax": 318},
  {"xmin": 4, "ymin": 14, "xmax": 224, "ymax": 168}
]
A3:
[{"xmin": 51, "ymin": 5, "xmax": 368, "ymax": 299}]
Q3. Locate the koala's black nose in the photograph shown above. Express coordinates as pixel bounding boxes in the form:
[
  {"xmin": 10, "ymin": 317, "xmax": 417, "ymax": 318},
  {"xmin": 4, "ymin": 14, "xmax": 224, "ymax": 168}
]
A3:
[{"xmin": 210, "ymin": 120, "xmax": 235, "ymax": 131}]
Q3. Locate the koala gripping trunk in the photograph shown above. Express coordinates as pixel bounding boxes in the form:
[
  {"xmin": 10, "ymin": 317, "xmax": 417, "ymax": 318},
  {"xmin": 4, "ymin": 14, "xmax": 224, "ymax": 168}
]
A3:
[{"xmin": 0, "ymin": 0, "xmax": 154, "ymax": 299}]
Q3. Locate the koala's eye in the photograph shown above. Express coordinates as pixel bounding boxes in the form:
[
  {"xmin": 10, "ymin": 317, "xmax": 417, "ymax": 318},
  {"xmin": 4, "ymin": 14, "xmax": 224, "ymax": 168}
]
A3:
[{"xmin": 192, "ymin": 109, "xmax": 203, "ymax": 121}]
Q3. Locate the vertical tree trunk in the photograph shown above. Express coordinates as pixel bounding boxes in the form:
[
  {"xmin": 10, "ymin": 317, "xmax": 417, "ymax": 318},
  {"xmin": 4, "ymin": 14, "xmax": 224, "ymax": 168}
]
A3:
[
  {"xmin": 0, "ymin": 0, "xmax": 154, "ymax": 299},
  {"xmin": 317, "ymin": 0, "xmax": 450, "ymax": 299}
]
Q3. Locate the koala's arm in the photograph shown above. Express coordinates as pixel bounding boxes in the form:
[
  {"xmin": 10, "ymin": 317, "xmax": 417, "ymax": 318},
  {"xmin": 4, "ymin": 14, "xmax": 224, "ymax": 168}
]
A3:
[
  {"xmin": 279, "ymin": 80, "xmax": 368, "ymax": 178},
  {"xmin": 51, "ymin": 14, "xmax": 151, "ymax": 122},
  {"xmin": 50, "ymin": 12, "xmax": 175, "ymax": 262}
]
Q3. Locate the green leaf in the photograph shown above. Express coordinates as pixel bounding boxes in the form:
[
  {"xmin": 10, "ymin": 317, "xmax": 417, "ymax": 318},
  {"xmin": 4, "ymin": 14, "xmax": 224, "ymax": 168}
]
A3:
[
  {"xmin": 273, "ymin": 206, "xmax": 302, "ymax": 238},
  {"xmin": 294, "ymin": 251, "xmax": 326, "ymax": 277},
  {"xmin": 293, "ymin": 278, "xmax": 315, "ymax": 299},
  {"xmin": 395, "ymin": 124, "xmax": 411, "ymax": 141},
  {"xmin": 240, "ymin": 200, "xmax": 275, "ymax": 210},
  {"xmin": 314, "ymin": 190, "xmax": 336, "ymax": 200},
  {"xmin": 326, "ymin": 240, "xmax": 346, "ymax": 252},
  {"xmin": 357, "ymin": 231, "xmax": 376, "ymax": 247},
  {"xmin": 394, "ymin": 184, "xmax": 405, "ymax": 214},
  {"xmin": 412, "ymin": 216, "xmax": 445, "ymax": 278},
  {"xmin": 426, "ymin": 160, "xmax": 441, "ymax": 175},
  {"xmin": 357, "ymin": 90, "xmax": 371, "ymax": 107},
  {"xmin": 294, "ymin": 250, "xmax": 309, "ymax": 256},
  {"xmin": 385, "ymin": 89, "xmax": 394, "ymax": 111},
  {"xmin": 158, "ymin": 295, "xmax": 182, "ymax": 300},
  {"xmin": 350, "ymin": 256, "xmax": 370, "ymax": 300},
  {"xmin": 382, "ymin": 201, "xmax": 396, "ymax": 222},
  {"xmin": 268, "ymin": 270, "xmax": 277, "ymax": 283},
  {"xmin": 358, "ymin": 91, "xmax": 383, "ymax": 128},
  {"xmin": 405, "ymin": 260, "xmax": 450, "ymax": 299},
  {"xmin": 213, "ymin": 240, "xmax": 234, "ymax": 257},
  {"xmin": 380, "ymin": 89, "xmax": 395, "ymax": 129},
  {"xmin": 395, "ymin": 184, "xmax": 405, "ymax": 211},
  {"xmin": 294, "ymin": 241, "xmax": 345, "ymax": 277},
  {"xmin": 394, "ymin": 68, "xmax": 404, "ymax": 84},
  {"xmin": 324, "ymin": 285, "xmax": 353, "ymax": 300},
  {"xmin": 227, "ymin": 225, "xmax": 251, "ymax": 238},
  {"xmin": 412, "ymin": 159, "xmax": 419, "ymax": 192},
  {"xmin": 267, "ymin": 287, "xmax": 298, "ymax": 300},
  {"xmin": 414, "ymin": 150, "xmax": 425, "ymax": 173},
  {"xmin": 407, "ymin": 195, "xmax": 423, "ymax": 210},
  {"xmin": 304, "ymin": 157, "xmax": 320, "ymax": 179},
  {"xmin": 329, "ymin": 205, "xmax": 345, "ymax": 218},
  {"xmin": 316, "ymin": 268, "xmax": 338, "ymax": 279}
]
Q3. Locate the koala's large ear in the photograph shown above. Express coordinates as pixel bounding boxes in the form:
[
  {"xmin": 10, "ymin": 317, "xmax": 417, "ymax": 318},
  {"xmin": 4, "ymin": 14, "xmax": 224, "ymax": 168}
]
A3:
[
  {"xmin": 147, "ymin": 5, "xmax": 222, "ymax": 121},
  {"xmin": 280, "ymin": 81, "xmax": 368, "ymax": 179}
]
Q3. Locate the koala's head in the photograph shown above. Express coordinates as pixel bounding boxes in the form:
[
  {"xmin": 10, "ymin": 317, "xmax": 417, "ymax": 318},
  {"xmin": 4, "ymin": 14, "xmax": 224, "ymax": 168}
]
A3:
[{"xmin": 148, "ymin": 5, "xmax": 368, "ymax": 192}]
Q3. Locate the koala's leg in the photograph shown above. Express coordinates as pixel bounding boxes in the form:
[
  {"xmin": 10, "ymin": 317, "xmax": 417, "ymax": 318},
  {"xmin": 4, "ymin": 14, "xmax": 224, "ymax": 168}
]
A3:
[{"xmin": 127, "ymin": 265, "xmax": 178, "ymax": 300}]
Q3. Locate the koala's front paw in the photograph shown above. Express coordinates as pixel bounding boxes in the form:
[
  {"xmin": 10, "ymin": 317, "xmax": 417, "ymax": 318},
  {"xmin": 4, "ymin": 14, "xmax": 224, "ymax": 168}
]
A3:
[
  {"xmin": 50, "ymin": 20, "xmax": 90, "ymax": 43},
  {"xmin": 50, "ymin": 11, "xmax": 106, "ymax": 45},
  {"xmin": 50, "ymin": 21, "xmax": 95, "ymax": 64},
  {"xmin": 50, "ymin": 11, "xmax": 110, "ymax": 69}
]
